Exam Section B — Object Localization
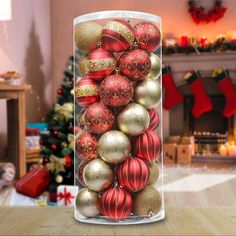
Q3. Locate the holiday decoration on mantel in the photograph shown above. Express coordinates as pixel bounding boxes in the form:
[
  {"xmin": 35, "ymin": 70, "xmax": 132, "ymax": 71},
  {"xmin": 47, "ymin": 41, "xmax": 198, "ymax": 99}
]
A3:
[{"xmin": 74, "ymin": 11, "xmax": 163, "ymax": 225}]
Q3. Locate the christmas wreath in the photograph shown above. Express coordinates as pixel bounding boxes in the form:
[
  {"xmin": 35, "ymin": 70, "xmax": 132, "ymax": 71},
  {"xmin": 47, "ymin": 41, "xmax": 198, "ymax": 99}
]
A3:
[{"xmin": 188, "ymin": 0, "xmax": 227, "ymax": 24}]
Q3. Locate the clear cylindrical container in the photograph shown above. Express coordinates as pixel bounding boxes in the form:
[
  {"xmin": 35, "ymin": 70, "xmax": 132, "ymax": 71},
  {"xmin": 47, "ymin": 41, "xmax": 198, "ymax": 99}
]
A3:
[{"xmin": 74, "ymin": 10, "xmax": 164, "ymax": 225}]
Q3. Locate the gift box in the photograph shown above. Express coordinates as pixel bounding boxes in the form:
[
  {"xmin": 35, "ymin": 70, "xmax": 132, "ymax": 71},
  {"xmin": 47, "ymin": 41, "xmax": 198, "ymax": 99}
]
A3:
[
  {"xmin": 164, "ymin": 143, "xmax": 177, "ymax": 164},
  {"xmin": 15, "ymin": 168, "xmax": 50, "ymax": 198},
  {"xmin": 57, "ymin": 185, "xmax": 78, "ymax": 206},
  {"xmin": 177, "ymin": 144, "xmax": 192, "ymax": 165}
]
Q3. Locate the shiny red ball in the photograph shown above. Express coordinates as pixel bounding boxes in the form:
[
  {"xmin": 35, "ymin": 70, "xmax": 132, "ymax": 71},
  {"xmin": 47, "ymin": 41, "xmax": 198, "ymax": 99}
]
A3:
[
  {"xmin": 119, "ymin": 49, "xmax": 151, "ymax": 81},
  {"xmin": 57, "ymin": 88, "xmax": 64, "ymax": 95},
  {"xmin": 100, "ymin": 186, "xmax": 132, "ymax": 221},
  {"xmin": 134, "ymin": 130, "xmax": 161, "ymax": 163},
  {"xmin": 75, "ymin": 76, "xmax": 99, "ymax": 107},
  {"xmin": 100, "ymin": 74, "xmax": 133, "ymax": 107},
  {"xmin": 134, "ymin": 21, "xmax": 161, "ymax": 52},
  {"xmin": 102, "ymin": 19, "xmax": 135, "ymax": 52},
  {"xmin": 118, "ymin": 156, "xmax": 149, "ymax": 192},
  {"xmin": 76, "ymin": 161, "xmax": 88, "ymax": 186},
  {"xmin": 148, "ymin": 109, "xmax": 160, "ymax": 130},
  {"xmin": 76, "ymin": 132, "xmax": 98, "ymax": 161},
  {"xmin": 64, "ymin": 155, "xmax": 73, "ymax": 168},
  {"xmin": 87, "ymin": 48, "xmax": 117, "ymax": 81},
  {"xmin": 84, "ymin": 103, "xmax": 114, "ymax": 134}
]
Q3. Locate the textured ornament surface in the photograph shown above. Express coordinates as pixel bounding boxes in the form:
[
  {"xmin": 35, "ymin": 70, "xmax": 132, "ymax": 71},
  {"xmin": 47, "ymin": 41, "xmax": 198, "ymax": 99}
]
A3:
[
  {"xmin": 146, "ymin": 53, "xmax": 161, "ymax": 79},
  {"xmin": 98, "ymin": 130, "xmax": 131, "ymax": 164},
  {"xmin": 134, "ymin": 21, "xmax": 161, "ymax": 52},
  {"xmin": 117, "ymin": 103, "xmax": 150, "ymax": 136},
  {"xmin": 102, "ymin": 19, "xmax": 135, "ymax": 52},
  {"xmin": 84, "ymin": 103, "xmax": 114, "ymax": 135},
  {"xmin": 83, "ymin": 158, "xmax": 114, "ymax": 192},
  {"xmin": 77, "ymin": 56, "xmax": 88, "ymax": 76},
  {"xmin": 119, "ymin": 49, "xmax": 151, "ymax": 81},
  {"xmin": 76, "ymin": 161, "xmax": 88, "ymax": 186},
  {"xmin": 100, "ymin": 186, "xmax": 132, "ymax": 221},
  {"xmin": 118, "ymin": 156, "xmax": 149, "ymax": 192},
  {"xmin": 135, "ymin": 79, "xmax": 161, "ymax": 109},
  {"xmin": 148, "ymin": 161, "xmax": 159, "ymax": 185},
  {"xmin": 76, "ymin": 108, "xmax": 86, "ymax": 128},
  {"xmin": 99, "ymin": 74, "xmax": 133, "ymax": 107},
  {"xmin": 148, "ymin": 109, "xmax": 160, "ymax": 130}
]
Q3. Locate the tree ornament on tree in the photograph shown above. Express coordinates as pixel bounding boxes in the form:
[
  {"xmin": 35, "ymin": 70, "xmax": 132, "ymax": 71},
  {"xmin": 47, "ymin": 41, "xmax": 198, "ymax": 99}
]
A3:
[
  {"xmin": 76, "ymin": 132, "xmax": 98, "ymax": 161},
  {"xmin": 75, "ymin": 76, "xmax": 99, "ymax": 107},
  {"xmin": 63, "ymin": 155, "xmax": 73, "ymax": 168},
  {"xmin": 57, "ymin": 88, "xmax": 64, "ymax": 95},
  {"xmin": 76, "ymin": 161, "xmax": 88, "ymax": 186},
  {"xmin": 102, "ymin": 19, "xmax": 135, "ymax": 52},
  {"xmin": 76, "ymin": 187, "xmax": 100, "ymax": 217},
  {"xmin": 99, "ymin": 74, "xmax": 133, "ymax": 107},
  {"xmin": 148, "ymin": 109, "xmax": 159, "ymax": 130},
  {"xmin": 134, "ymin": 130, "xmax": 161, "ymax": 163},
  {"xmin": 134, "ymin": 79, "xmax": 161, "ymax": 109},
  {"xmin": 148, "ymin": 161, "xmax": 159, "ymax": 185},
  {"xmin": 75, "ymin": 21, "xmax": 102, "ymax": 53},
  {"xmin": 184, "ymin": 71, "xmax": 213, "ymax": 118},
  {"xmin": 133, "ymin": 186, "xmax": 162, "ymax": 216},
  {"xmin": 83, "ymin": 158, "xmax": 114, "ymax": 192},
  {"xmin": 117, "ymin": 103, "xmax": 150, "ymax": 136},
  {"xmin": 118, "ymin": 156, "xmax": 149, "ymax": 192},
  {"xmin": 84, "ymin": 103, "xmax": 114, "ymax": 135},
  {"xmin": 119, "ymin": 48, "xmax": 151, "ymax": 81},
  {"xmin": 146, "ymin": 53, "xmax": 161, "ymax": 79},
  {"xmin": 100, "ymin": 185, "xmax": 132, "ymax": 221},
  {"xmin": 87, "ymin": 48, "xmax": 117, "ymax": 81},
  {"xmin": 98, "ymin": 130, "xmax": 131, "ymax": 164},
  {"xmin": 55, "ymin": 174, "xmax": 63, "ymax": 184},
  {"xmin": 133, "ymin": 21, "xmax": 161, "ymax": 52}
]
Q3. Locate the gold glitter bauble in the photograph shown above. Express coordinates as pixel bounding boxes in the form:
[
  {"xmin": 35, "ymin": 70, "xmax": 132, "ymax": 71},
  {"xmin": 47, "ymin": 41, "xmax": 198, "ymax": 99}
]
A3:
[
  {"xmin": 134, "ymin": 186, "xmax": 162, "ymax": 216},
  {"xmin": 98, "ymin": 130, "xmax": 131, "ymax": 164},
  {"xmin": 76, "ymin": 187, "xmax": 100, "ymax": 217},
  {"xmin": 75, "ymin": 22, "xmax": 102, "ymax": 53},
  {"xmin": 55, "ymin": 174, "xmax": 63, "ymax": 184},
  {"xmin": 117, "ymin": 103, "xmax": 150, "ymax": 136},
  {"xmin": 146, "ymin": 53, "xmax": 161, "ymax": 79},
  {"xmin": 135, "ymin": 79, "xmax": 161, "ymax": 109},
  {"xmin": 77, "ymin": 56, "xmax": 88, "ymax": 76},
  {"xmin": 83, "ymin": 158, "xmax": 114, "ymax": 192},
  {"xmin": 148, "ymin": 161, "xmax": 159, "ymax": 185}
]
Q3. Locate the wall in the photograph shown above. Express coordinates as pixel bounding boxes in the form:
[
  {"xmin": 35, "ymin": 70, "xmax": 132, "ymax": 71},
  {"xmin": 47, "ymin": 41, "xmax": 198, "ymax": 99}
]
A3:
[{"xmin": 0, "ymin": 0, "xmax": 52, "ymax": 157}]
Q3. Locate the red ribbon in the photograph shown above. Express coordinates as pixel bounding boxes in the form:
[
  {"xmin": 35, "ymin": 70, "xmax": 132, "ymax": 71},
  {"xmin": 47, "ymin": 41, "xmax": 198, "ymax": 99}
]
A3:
[{"xmin": 57, "ymin": 187, "xmax": 74, "ymax": 206}]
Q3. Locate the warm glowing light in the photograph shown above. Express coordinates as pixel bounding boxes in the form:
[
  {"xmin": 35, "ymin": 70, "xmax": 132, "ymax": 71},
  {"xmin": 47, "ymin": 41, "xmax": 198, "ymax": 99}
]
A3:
[{"xmin": 0, "ymin": 0, "xmax": 11, "ymax": 21}]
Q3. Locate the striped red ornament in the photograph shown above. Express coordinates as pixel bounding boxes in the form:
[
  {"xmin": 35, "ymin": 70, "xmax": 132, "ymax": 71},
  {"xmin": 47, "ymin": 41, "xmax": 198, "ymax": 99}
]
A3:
[
  {"xmin": 76, "ymin": 161, "xmax": 88, "ymax": 186},
  {"xmin": 118, "ymin": 156, "xmax": 149, "ymax": 192},
  {"xmin": 148, "ymin": 109, "xmax": 160, "ymax": 130},
  {"xmin": 102, "ymin": 19, "xmax": 135, "ymax": 52},
  {"xmin": 87, "ymin": 48, "xmax": 117, "ymax": 81},
  {"xmin": 75, "ymin": 76, "xmax": 99, "ymax": 107},
  {"xmin": 100, "ymin": 186, "xmax": 132, "ymax": 221},
  {"xmin": 134, "ymin": 130, "xmax": 161, "ymax": 163}
]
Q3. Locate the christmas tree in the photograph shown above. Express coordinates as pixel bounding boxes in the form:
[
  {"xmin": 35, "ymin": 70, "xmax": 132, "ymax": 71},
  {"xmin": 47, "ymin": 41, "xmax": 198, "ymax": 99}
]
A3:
[{"xmin": 40, "ymin": 54, "xmax": 79, "ymax": 200}]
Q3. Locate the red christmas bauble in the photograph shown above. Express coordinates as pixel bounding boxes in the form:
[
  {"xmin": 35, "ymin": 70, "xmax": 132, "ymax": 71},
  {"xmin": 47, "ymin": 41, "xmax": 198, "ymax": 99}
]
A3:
[
  {"xmin": 76, "ymin": 108, "xmax": 86, "ymax": 128},
  {"xmin": 100, "ymin": 186, "xmax": 132, "ymax": 221},
  {"xmin": 87, "ymin": 48, "xmax": 117, "ymax": 81},
  {"xmin": 133, "ymin": 21, "xmax": 161, "ymax": 52},
  {"xmin": 102, "ymin": 19, "xmax": 135, "ymax": 52},
  {"xmin": 134, "ymin": 130, "xmax": 161, "ymax": 163},
  {"xmin": 51, "ymin": 144, "xmax": 57, "ymax": 150},
  {"xmin": 148, "ymin": 109, "xmax": 160, "ymax": 130},
  {"xmin": 99, "ymin": 74, "xmax": 133, "ymax": 107},
  {"xmin": 64, "ymin": 155, "xmax": 73, "ymax": 168},
  {"xmin": 118, "ymin": 156, "xmax": 149, "ymax": 192},
  {"xmin": 119, "ymin": 49, "xmax": 151, "ymax": 81},
  {"xmin": 75, "ymin": 76, "xmax": 99, "ymax": 107},
  {"xmin": 76, "ymin": 132, "xmax": 98, "ymax": 161},
  {"xmin": 76, "ymin": 161, "xmax": 88, "ymax": 186},
  {"xmin": 57, "ymin": 88, "xmax": 64, "ymax": 95},
  {"xmin": 84, "ymin": 103, "xmax": 114, "ymax": 134}
]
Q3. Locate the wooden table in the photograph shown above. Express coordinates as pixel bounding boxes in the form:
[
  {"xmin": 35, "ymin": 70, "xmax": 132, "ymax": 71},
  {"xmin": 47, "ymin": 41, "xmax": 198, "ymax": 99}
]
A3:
[
  {"xmin": 0, "ymin": 206, "xmax": 235, "ymax": 235},
  {"xmin": 0, "ymin": 84, "xmax": 31, "ymax": 178}
]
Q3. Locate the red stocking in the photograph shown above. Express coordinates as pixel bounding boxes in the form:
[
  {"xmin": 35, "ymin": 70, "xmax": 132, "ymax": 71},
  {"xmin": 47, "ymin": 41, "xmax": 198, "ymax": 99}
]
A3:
[
  {"xmin": 212, "ymin": 68, "xmax": 236, "ymax": 117},
  {"xmin": 162, "ymin": 66, "xmax": 183, "ymax": 109},
  {"xmin": 185, "ymin": 71, "xmax": 213, "ymax": 118}
]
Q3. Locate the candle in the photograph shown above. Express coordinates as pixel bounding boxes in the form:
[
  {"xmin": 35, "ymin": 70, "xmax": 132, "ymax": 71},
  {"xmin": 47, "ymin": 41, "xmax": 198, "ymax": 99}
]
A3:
[
  {"xmin": 228, "ymin": 145, "xmax": 236, "ymax": 156},
  {"xmin": 200, "ymin": 37, "xmax": 208, "ymax": 47},
  {"xmin": 219, "ymin": 145, "xmax": 227, "ymax": 156},
  {"xmin": 180, "ymin": 36, "xmax": 188, "ymax": 47},
  {"xmin": 165, "ymin": 39, "xmax": 177, "ymax": 47}
]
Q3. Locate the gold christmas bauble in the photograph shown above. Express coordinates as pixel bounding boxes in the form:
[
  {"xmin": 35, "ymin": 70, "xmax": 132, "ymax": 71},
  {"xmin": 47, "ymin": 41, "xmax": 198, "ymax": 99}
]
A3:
[
  {"xmin": 146, "ymin": 53, "xmax": 161, "ymax": 79},
  {"xmin": 55, "ymin": 174, "xmax": 63, "ymax": 184},
  {"xmin": 134, "ymin": 79, "xmax": 161, "ymax": 109},
  {"xmin": 83, "ymin": 158, "xmax": 114, "ymax": 192},
  {"xmin": 117, "ymin": 103, "xmax": 150, "ymax": 136},
  {"xmin": 78, "ymin": 56, "xmax": 88, "ymax": 76},
  {"xmin": 148, "ymin": 161, "xmax": 159, "ymax": 185},
  {"xmin": 76, "ymin": 187, "xmax": 100, "ymax": 217},
  {"xmin": 98, "ymin": 130, "xmax": 131, "ymax": 164},
  {"xmin": 134, "ymin": 186, "xmax": 162, "ymax": 217},
  {"xmin": 75, "ymin": 22, "xmax": 102, "ymax": 53}
]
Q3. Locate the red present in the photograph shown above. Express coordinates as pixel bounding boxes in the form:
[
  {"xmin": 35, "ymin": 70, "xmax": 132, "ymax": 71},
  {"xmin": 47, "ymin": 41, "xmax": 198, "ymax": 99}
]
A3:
[{"xmin": 15, "ymin": 168, "xmax": 50, "ymax": 198}]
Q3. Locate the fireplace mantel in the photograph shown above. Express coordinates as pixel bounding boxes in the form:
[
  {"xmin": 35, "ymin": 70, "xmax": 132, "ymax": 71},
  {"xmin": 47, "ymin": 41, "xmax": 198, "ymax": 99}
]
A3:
[{"xmin": 163, "ymin": 52, "xmax": 236, "ymax": 86}]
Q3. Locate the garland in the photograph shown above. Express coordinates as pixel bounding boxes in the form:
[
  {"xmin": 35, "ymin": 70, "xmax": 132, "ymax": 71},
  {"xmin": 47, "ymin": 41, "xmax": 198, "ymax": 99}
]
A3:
[{"xmin": 188, "ymin": 0, "xmax": 227, "ymax": 24}]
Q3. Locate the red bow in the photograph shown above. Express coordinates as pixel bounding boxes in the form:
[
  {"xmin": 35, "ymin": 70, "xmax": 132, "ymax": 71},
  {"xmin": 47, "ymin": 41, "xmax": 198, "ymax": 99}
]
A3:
[{"xmin": 57, "ymin": 187, "xmax": 74, "ymax": 206}]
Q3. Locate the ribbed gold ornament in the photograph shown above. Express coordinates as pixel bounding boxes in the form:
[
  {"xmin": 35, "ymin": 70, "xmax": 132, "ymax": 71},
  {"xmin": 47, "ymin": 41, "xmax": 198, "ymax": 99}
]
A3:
[{"xmin": 146, "ymin": 53, "xmax": 161, "ymax": 79}]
